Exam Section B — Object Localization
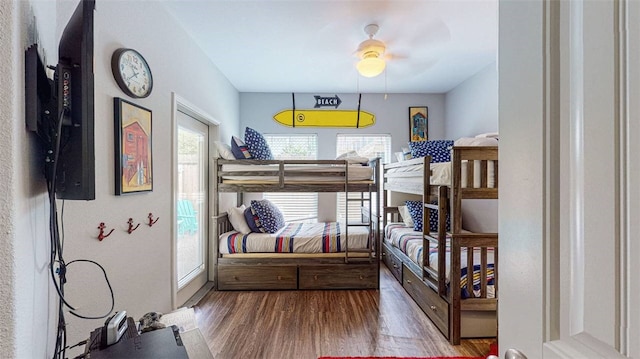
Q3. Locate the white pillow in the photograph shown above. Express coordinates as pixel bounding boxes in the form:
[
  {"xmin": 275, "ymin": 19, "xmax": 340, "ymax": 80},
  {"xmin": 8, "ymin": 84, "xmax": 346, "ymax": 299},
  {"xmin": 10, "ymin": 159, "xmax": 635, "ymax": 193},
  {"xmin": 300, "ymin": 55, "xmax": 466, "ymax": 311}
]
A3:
[
  {"xmin": 214, "ymin": 141, "xmax": 236, "ymax": 160},
  {"xmin": 474, "ymin": 132, "xmax": 499, "ymax": 139},
  {"xmin": 454, "ymin": 137, "xmax": 498, "ymax": 146},
  {"xmin": 228, "ymin": 205, "xmax": 251, "ymax": 234},
  {"xmin": 336, "ymin": 151, "xmax": 369, "ymax": 164},
  {"xmin": 336, "ymin": 150, "xmax": 358, "ymax": 160},
  {"xmin": 398, "ymin": 205, "xmax": 414, "ymax": 227}
]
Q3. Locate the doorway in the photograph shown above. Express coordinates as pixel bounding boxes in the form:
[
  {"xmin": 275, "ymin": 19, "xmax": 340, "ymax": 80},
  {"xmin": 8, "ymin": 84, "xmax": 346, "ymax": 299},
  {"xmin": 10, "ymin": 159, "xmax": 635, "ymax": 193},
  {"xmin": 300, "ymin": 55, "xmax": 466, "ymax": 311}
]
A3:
[{"xmin": 173, "ymin": 94, "xmax": 218, "ymax": 307}]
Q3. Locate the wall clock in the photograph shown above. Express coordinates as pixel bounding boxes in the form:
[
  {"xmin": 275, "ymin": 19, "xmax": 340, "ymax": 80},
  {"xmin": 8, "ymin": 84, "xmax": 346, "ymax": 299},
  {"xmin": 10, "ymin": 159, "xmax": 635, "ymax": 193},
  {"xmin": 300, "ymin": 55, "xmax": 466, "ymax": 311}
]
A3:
[{"xmin": 111, "ymin": 48, "xmax": 153, "ymax": 98}]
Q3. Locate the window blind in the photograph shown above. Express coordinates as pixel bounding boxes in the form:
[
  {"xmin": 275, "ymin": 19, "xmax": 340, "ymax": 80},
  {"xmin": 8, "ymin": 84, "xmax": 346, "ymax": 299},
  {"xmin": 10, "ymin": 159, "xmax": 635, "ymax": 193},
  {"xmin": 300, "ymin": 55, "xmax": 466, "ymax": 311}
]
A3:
[
  {"xmin": 264, "ymin": 134, "xmax": 318, "ymax": 222},
  {"xmin": 336, "ymin": 134, "xmax": 392, "ymax": 222}
]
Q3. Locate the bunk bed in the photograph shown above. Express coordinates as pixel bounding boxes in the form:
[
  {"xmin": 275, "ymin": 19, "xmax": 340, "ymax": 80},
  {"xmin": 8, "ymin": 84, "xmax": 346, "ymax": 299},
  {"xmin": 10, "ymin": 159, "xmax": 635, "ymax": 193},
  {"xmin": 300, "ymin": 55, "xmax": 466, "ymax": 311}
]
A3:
[
  {"xmin": 382, "ymin": 140, "xmax": 498, "ymax": 345},
  {"xmin": 214, "ymin": 157, "xmax": 381, "ymax": 291}
]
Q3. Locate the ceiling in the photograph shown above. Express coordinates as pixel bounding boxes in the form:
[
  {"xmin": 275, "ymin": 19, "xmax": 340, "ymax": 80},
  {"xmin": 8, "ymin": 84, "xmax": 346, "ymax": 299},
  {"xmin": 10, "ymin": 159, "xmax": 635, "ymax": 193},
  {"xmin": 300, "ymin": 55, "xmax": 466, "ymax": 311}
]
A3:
[{"xmin": 163, "ymin": 0, "xmax": 497, "ymax": 94}]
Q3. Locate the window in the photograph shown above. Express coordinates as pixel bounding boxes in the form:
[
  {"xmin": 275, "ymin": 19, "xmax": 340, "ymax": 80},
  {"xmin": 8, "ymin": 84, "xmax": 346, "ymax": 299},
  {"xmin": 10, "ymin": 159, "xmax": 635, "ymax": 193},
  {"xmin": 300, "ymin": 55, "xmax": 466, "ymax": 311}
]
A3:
[
  {"xmin": 263, "ymin": 134, "xmax": 318, "ymax": 222},
  {"xmin": 336, "ymin": 134, "xmax": 392, "ymax": 222}
]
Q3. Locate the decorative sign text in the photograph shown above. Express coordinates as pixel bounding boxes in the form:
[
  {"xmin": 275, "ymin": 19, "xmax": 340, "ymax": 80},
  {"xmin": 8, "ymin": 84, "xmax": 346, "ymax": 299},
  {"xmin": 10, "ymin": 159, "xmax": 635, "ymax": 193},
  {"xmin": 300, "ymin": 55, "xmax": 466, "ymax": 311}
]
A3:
[{"xmin": 314, "ymin": 95, "xmax": 342, "ymax": 108}]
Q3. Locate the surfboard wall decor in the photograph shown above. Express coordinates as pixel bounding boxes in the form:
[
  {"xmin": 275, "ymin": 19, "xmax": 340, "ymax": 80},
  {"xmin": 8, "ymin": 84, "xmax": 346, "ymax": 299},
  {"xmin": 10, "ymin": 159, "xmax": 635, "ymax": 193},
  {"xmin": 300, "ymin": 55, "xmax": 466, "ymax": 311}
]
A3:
[
  {"xmin": 273, "ymin": 109, "xmax": 375, "ymax": 128},
  {"xmin": 274, "ymin": 93, "xmax": 375, "ymax": 128}
]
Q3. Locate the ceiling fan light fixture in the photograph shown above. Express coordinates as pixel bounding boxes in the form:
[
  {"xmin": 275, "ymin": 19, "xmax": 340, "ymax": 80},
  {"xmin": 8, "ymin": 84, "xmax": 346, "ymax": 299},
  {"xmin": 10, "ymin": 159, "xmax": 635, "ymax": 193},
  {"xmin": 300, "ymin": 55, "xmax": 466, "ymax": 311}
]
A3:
[
  {"xmin": 355, "ymin": 24, "xmax": 386, "ymax": 78},
  {"xmin": 357, "ymin": 55, "xmax": 386, "ymax": 78}
]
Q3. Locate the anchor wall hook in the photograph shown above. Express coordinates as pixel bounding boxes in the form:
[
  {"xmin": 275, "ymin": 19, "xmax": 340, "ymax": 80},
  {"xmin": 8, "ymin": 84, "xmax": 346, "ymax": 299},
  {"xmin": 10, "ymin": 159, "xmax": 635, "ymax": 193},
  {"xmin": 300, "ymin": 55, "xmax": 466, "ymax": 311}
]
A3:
[
  {"xmin": 127, "ymin": 218, "xmax": 140, "ymax": 234},
  {"xmin": 147, "ymin": 213, "xmax": 159, "ymax": 227},
  {"xmin": 98, "ymin": 222, "xmax": 114, "ymax": 241}
]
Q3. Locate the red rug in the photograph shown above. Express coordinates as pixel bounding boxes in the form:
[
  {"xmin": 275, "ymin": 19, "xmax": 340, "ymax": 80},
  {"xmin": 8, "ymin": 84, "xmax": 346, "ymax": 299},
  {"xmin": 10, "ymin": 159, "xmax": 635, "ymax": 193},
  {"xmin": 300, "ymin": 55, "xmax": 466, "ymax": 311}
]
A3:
[{"xmin": 318, "ymin": 357, "xmax": 483, "ymax": 359}]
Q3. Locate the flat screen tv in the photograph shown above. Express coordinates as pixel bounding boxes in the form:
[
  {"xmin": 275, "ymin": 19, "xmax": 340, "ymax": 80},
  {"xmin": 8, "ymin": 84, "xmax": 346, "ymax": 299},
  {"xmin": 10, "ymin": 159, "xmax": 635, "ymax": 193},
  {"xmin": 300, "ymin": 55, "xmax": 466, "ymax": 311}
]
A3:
[{"xmin": 25, "ymin": 0, "xmax": 96, "ymax": 200}]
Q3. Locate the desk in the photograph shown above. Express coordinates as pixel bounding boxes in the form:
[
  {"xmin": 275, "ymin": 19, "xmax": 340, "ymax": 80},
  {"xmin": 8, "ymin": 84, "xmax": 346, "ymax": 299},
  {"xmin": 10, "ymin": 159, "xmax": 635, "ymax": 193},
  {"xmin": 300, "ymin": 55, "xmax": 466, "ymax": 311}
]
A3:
[{"xmin": 85, "ymin": 308, "xmax": 213, "ymax": 359}]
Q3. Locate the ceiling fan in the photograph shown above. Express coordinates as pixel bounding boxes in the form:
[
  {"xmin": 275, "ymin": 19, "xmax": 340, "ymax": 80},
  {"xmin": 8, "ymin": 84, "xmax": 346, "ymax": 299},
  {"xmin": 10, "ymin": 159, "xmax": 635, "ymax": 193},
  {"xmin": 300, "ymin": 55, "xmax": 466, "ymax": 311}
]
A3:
[
  {"xmin": 354, "ymin": 21, "xmax": 451, "ymax": 79},
  {"xmin": 355, "ymin": 24, "xmax": 387, "ymax": 78}
]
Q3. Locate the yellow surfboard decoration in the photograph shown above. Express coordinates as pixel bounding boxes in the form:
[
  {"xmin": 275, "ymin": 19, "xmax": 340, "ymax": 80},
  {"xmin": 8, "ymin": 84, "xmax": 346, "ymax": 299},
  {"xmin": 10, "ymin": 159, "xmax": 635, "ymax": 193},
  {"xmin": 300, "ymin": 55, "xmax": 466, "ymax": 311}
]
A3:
[{"xmin": 273, "ymin": 109, "xmax": 375, "ymax": 128}]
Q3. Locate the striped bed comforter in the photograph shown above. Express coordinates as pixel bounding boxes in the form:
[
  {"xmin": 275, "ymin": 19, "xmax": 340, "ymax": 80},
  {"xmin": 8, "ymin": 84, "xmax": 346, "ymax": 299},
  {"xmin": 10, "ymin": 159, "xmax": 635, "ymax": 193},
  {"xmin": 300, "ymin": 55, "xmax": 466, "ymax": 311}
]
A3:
[
  {"xmin": 219, "ymin": 222, "xmax": 370, "ymax": 254},
  {"xmin": 384, "ymin": 223, "xmax": 495, "ymax": 298}
]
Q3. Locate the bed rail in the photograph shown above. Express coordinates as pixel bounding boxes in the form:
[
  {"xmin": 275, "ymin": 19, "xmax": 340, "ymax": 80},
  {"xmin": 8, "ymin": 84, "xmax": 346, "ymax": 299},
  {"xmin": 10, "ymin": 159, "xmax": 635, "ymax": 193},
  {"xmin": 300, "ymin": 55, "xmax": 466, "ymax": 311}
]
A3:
[{"xmin": 215, "ymin": 158, "xmax": 380, "ymax": 193}]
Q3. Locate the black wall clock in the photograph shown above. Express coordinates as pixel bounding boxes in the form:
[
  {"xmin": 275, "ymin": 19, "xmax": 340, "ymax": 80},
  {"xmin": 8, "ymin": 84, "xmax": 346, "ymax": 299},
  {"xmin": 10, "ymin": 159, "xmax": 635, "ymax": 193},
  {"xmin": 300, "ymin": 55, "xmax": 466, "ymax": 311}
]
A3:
[{"xmin": 111, "ymin": 48, "xmax": 153, "ymax": 98}]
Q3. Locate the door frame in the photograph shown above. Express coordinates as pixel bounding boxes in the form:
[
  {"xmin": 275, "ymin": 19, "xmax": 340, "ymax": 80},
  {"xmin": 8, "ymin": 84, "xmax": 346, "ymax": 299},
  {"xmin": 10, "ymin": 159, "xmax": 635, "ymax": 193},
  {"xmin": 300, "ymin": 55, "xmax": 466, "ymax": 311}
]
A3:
[
  {"xmin": 171, "ymin": 93, "xmax": 219, "ymax": 309},
  {"xmin": 499, "ymin": 0, "xmax": 638, "ymax": 357}
]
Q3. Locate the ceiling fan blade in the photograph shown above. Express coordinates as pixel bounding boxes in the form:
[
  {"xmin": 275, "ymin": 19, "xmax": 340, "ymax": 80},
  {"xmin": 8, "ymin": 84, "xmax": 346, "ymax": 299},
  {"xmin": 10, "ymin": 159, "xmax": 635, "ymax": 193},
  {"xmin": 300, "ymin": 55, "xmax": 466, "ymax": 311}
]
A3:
[
  {"xmin": 384, "ymin": 53, "xmax": 409, "ymax": 61},
  {"xmin": 387, "ymin": 57, "xmax": 439, "ymax": 77}
]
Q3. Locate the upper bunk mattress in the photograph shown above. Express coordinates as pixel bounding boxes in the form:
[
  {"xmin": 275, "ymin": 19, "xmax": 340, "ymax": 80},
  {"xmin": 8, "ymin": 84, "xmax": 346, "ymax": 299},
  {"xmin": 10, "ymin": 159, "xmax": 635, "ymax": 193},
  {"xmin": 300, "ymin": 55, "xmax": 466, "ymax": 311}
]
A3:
[
  {"xmin": 219, "ymin": 222, "xmax": 370, "ymax": 254},
  {"xmin": 384, "ymin": 160, "xmax": 496, "ymax": 189}
]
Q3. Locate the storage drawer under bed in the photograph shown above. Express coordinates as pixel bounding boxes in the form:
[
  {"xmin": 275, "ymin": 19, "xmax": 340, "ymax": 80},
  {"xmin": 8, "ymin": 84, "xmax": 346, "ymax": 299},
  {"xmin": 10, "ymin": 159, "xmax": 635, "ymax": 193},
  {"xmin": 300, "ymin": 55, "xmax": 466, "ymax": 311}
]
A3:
[
  {"xmin": 299, "ymin": 264, "xmax": 378, "ymax": 289},
  {"xmin": 381, "ymin": 243, "xmax": 403, "ymax": 282},
  {"xmin": 217, "ymin": 265, "xmax": 297, "ymax": 290},
  {"xmin": 402, "ymin": 265, "xmax": 450, "ymax": 338}
]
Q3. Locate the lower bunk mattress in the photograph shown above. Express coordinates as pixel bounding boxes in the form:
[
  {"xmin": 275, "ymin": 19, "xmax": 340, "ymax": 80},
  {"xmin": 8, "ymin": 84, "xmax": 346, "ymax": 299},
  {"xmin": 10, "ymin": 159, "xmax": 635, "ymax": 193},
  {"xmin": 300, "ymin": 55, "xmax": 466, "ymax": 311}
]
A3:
[
  {"xmin": 217, "ymin": 222, "xmax": 378, "ymax": 290},
  {"xmin": 219, "ymin": 222, "xmax": 371, "ymax": 255},
  {"xmin": 384, "ymin": 223, "xmax": 495, "ymax": 299}
]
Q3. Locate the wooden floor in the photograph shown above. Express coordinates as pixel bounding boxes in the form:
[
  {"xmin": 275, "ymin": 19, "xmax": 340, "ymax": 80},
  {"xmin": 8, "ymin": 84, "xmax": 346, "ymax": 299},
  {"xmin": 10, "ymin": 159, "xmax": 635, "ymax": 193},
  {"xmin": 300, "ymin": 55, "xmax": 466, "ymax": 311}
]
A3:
[{"xmin": 193, "ymin": 265, "xmax": 493, "ymax": 359}]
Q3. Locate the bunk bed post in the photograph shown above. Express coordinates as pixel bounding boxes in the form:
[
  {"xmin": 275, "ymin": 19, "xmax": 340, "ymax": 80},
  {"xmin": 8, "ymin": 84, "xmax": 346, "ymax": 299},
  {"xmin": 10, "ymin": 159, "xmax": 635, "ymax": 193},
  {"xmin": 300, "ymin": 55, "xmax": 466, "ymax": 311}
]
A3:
[
  {"xmin": 375, "ymin": 158, "xmax": 380, "ymax": 263},
  {"xmin": 344, "ymin": 159, "xmax": 349, "ymax": 263},
  {"xmin": 450, "ymin": 238, "xmax": 462, "ymax": 345},
  {"xmin": 437, "ymin": 185, "xmax": 448, "ymax": 297},
  {"xmin": 421, "ymin": 156, "xmax": 431, "ymax": 281},
  {"xmin": 451, "ymin": 149, "xmax": 463, "ymax": 233},
  {"xmin": 449, "ymin": 147, "xmax": 463, "ymax": 345}
]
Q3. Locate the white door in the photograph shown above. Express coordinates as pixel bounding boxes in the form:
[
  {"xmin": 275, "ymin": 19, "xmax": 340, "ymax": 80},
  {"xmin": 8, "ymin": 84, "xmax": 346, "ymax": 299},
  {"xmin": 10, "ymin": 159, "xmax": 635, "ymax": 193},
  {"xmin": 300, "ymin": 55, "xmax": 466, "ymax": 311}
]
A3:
[
  {"xmin": 498, "ymin": 1, "xmax": 640, "ymax": 358},
  {"xmin": 176, "ymin": 111, "xmax": 209, "ymax": 306}
]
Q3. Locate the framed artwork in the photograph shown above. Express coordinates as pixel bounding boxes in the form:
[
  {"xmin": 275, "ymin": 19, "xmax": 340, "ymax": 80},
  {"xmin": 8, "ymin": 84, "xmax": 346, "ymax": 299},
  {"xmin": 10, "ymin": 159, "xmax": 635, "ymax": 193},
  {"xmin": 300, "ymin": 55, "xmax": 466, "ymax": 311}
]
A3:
[
  {"xmin": 409, "ymin": 106, "xmax": 428, "ymax": 142},
  {"xmin": 114, "ymin": 97, "xmax": 153, "ymax": 195}
]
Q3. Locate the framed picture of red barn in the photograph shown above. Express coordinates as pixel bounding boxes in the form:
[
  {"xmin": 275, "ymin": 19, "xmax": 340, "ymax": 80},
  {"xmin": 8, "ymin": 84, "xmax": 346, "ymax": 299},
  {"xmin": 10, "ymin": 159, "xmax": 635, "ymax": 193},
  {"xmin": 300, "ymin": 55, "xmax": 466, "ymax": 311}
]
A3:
[{"xmin": 114, "ymin": 98, "xmax": 153, "ymax": 195}]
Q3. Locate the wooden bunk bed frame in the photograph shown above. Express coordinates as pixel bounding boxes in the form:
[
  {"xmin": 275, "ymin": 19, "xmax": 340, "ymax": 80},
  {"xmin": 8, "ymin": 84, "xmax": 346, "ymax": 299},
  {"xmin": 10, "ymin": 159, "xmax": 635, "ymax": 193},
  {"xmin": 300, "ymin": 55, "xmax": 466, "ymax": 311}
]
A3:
[
  {"xmin": 214, "ymin": 158, "xmax": 381, "ymax": 291},
  {"xmin": 381, "ymin": 146, "xmax": 498, "ymax": 345}
]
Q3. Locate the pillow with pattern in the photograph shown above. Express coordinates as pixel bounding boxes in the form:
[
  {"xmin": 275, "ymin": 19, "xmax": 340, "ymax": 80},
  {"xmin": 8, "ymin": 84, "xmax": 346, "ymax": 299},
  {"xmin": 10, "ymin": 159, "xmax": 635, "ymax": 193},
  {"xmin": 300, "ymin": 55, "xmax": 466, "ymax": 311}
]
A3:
[
  {"xmin": 243, "ymin": 206, "xmax": 265, "ymax": 233},
  {"xmin": 426, "ymin": 200, "xmax": 450, "ymax": 232},
  {"xmin": 408, "ymin": 140, "xmax": 454, "ymax": 163},
  {"xmin": 405, "ymin": 200, "xmax": 450, "ymax": 232},
  {"xmin": 405, "ymin": 200, "xmax": 424, "ymax": 232},
  {"xmin": 244, "ymin": 127, "xmax": 273, "ymax": 160},
  {"xmin": 231, "ymin": 136, "xmax": 253, "ymax": 159},
  {"xmin": 250, "ymin": 199, "xmax": 285, "ymax": 234}
]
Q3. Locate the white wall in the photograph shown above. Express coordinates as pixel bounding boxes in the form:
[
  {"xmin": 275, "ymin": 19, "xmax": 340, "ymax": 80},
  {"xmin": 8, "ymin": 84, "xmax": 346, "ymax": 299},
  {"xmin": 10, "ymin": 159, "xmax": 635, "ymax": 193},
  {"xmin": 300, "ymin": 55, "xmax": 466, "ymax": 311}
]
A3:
[
  {"xmin": 240, "ymin": 92, "xmax": 447, "ymax": 157},
  {"xmin": 3, "ymin": 2, "xmax": 19, "ymax": 358},
  {"xmin": 8, "ymin": 2, "xmax": 60, "ymax": 358},
  {"xmin": 444, "ymin": 62, "xmax": 499, "ymax": 233},
  {"xmin": 444, "ymin": 63, "xmax": 498, "ymax": 139},
  {"xmin": 7, "ymin": 1, "xmax": 241, "ymax": 357},
  {"xmin": 239, "ymin": 92, "xmax": 445, "ymax": 220}
]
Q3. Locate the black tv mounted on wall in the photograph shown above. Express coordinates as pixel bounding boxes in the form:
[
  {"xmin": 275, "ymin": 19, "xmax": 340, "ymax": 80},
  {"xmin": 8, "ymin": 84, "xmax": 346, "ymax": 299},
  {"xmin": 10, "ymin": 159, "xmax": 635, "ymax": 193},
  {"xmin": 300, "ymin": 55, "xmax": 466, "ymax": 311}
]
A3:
[{"xmin": 25, "ymin": 0, "xmax": 96, "ymax": 200}]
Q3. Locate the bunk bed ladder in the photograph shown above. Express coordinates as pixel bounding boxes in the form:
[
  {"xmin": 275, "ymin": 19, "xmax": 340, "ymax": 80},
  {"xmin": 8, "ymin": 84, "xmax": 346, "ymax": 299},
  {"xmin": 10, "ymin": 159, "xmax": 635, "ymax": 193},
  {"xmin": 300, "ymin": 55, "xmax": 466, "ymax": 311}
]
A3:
[
  {"xmin": 344, "ymin": 158, "xmax": 379, "ymax": 264},
  {"xmin": 420, "ymin": 156, "xmax": 440, "ymax": 289}
]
